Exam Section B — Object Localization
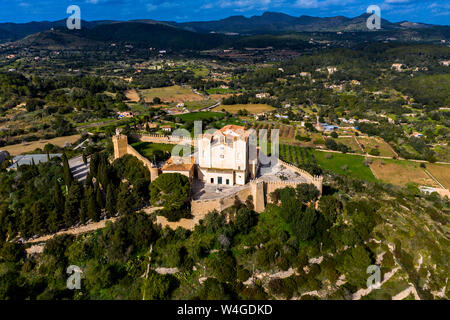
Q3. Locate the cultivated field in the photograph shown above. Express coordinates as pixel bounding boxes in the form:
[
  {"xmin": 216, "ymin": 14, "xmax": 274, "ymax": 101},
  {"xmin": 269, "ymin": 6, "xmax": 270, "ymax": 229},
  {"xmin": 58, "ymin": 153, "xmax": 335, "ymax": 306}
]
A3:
[
  {"xmin": 369, "ymin": 159, "xmax": 440, "ymax": 187},
  {"xmin": 425, "ymin": 163, "xmax": 450, "ymax": 189},
  {"xmin": 336, "ymin": 137, "xmax": 364, "ymax": 154},
  {"xmin": 280, "ymin": 144, "xmax": 376, "ymax": 182},
  {"xmin": 213, "ymin": 103, "xmax": 275, "ymax": 114},
  {"xmin": 357, "ymin": 136, "xmax": 396, "ymax": 157},
  {"xmin": 125, "ymin": 89, "xmax": 140, "ymax": 102},
  {"xmin": 141, "ymin": 85, "xmax": 203, "ymax": 103},
  {"xmin": 0, "ymin": 135, "xmax": 81, "ymax": 156}
]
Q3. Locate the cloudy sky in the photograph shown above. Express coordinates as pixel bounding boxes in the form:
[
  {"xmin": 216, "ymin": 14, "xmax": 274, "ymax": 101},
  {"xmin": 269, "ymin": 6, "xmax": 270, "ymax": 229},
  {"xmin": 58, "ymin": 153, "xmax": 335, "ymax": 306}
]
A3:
[{"xmin": 2, "ymin": 0, "xmax": 449, "ymax": 25}]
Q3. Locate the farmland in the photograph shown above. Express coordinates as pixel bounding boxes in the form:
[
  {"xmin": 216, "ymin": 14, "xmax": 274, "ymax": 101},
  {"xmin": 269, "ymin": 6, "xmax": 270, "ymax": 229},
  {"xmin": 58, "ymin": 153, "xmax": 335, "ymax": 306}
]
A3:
[
  {"xmin": 336, "ymin": 137, "xmax": 364, "ymax": 154},
  {"xmin": 213, "ymin": 103, "xmax": 275, "ymax": 114},
  {"xmin": 425, "ymin": 163, "xmax": 450, "ymax": 189},
  {"xmin": 357, "ymin": 136, "xmax": 397, "ymax": 157},
  {"xmin": 0, "ymin": 134, "xmax": 81, "ymax": 156},
  {"xmin": 279, "ymin": 144, "xmax": 377, "ymax": 182},
  {"xmin": 369, "ymin": 159, "xmax": 440, "ymax": 188},
  {"xmin": 141, "ymin": 85, "xmax": 203, "ymax": 103}
]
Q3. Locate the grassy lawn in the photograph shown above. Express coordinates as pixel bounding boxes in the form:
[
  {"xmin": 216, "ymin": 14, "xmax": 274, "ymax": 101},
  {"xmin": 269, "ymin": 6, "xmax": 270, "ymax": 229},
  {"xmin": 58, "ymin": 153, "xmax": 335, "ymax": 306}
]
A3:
[
  {"xmin": 206, "ymin": 88, "xmax": 236, "ymax": 94},
  {"xmin": 313, "ymin": 150, "xmax": 377, "ymax": 182},
  {"xmin": 177, "ymin": 111, "xmax": 224, "ymax": 122},
  {"xmin": 213, "ymin": 103, "xmax": 275, "ymax": 114},
  {"xmin": 279, "ymin": 144, "xmax": 376, "ymax": 182},
  {"xmin": 130, "ymin": 142, "xmax": 174, "ymax": 161},
  {"xmin": 140, "ymin": 85, "xmax": 202, "ymax": 103},
  {"xmin": 369, "ymin": 159, "xmax": 439, "ymax": 187},
  {"xmin": 184, "ymin": 99, "xmax": 218, "ymax": 110}
]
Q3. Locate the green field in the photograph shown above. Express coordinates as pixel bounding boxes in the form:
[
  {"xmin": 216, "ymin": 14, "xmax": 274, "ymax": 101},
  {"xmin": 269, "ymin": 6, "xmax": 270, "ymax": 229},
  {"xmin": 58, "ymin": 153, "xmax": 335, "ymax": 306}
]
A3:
[
  {"xmin": 184, "ymin": 100, "xmax": 218, "ymax": 110},
  {"xmin": 280, "ymin": 144, "xmax": 376, "ymax": 182},
  {"xmin": 313, "ymin": 150, "xmax": 377, "ymax": 182},
  {"xmin": 177, "ymin": 111, "xmax": 224, "ymax": 122},
  {"xmin": 130, "ymin": 142, "xmax": 174, "ymax": 162},
  {"xmin": 206, "ymin": 88, "xmax": 236, "ymax": 94}
]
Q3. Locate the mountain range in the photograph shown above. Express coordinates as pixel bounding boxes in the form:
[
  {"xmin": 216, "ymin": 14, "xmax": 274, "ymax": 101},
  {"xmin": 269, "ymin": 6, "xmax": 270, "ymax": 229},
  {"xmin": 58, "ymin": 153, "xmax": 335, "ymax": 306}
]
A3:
[{"xmin": 1, "ymin": 12, "xmax": 448, "ymax": 50}]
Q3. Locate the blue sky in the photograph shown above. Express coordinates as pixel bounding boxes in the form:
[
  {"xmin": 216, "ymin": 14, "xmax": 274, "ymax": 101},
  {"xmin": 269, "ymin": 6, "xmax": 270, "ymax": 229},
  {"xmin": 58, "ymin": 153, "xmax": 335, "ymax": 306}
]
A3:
[{"xmin": 2, "ymin": 0, "xmax": 449, "ymax": 25}]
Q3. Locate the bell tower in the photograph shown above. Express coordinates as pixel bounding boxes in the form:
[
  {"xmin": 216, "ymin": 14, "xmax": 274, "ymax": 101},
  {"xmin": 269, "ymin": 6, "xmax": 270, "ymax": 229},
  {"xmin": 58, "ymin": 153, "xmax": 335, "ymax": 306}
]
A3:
[{"xmin": 112, "ymin": 129, "xmax": 128, "ymax": 159}]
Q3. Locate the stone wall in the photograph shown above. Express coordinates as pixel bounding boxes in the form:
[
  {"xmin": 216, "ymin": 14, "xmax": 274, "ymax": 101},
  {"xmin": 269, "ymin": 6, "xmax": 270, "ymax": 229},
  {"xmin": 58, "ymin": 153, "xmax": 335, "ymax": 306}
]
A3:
[
  {"xmin": 139, "ymin": 134, "xmax": 193, "ymax": 146},
  {"xmin": 126, "ymin": 145, "xmax": 154, "ymax": 171},
  {"xmin": 191, "ymin": 184, "xmax": 253, "ymax": 216},
  {"xmin": 277, "ymin": 159, "xmax": 323, "ymax": 193}
]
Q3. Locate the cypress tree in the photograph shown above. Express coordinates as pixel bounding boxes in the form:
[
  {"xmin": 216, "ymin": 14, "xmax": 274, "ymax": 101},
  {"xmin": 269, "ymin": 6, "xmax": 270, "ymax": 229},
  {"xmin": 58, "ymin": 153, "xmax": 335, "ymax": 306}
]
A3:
[
  {"xmin": 62, "ymin": 153, "xmax": 73, "ymax": 187},
  {"xmin": 64, "ymin": 182, "xmax": 82, "ymax": 227},
  {"xmin": 106, "ymin": 184, "xmax": 116, "ymax": 217},
  {"xmin": 95, "ymin": 183, "xmax": 105, "ymax": 209},
  {"xmin": 87, "ymin": 192, "xmax": 100, "ymax": 222},
  {"xmin": 52, "ymin": 180, "xmax": 65, "ymax": 213}
]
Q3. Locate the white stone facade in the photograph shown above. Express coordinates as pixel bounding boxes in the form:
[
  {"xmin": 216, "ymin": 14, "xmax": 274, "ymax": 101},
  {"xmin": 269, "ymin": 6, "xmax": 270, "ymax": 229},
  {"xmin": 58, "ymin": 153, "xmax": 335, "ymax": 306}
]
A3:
[{"xmin": 197, "ymin": 125, "xmax": 258, "ymax": 186}]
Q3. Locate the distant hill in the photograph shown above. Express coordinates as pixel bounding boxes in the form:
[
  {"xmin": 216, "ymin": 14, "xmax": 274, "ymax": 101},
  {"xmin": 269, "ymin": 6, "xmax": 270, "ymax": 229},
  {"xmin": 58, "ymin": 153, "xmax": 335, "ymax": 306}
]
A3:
[
  {"xmin": 5, "ymin": 12, "xmax": 450, "ymax": 51},
  {"xmin": 173, "ymin": 12, "xmax": 417, "ymax": 34},
  {"xmin": 14, "ymin": 22, "xmax": 227, "ymax": 50},
  {"xmin": 0, "ymin": 11, "xmax": 447, "ymax": 43}
]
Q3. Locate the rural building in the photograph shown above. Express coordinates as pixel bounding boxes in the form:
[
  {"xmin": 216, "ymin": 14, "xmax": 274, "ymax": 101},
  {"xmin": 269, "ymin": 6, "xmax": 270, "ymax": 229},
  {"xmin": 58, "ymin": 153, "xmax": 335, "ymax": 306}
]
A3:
[{"xmin": 117, "ymin": 111, "xmax": 134, "ymax": 119}]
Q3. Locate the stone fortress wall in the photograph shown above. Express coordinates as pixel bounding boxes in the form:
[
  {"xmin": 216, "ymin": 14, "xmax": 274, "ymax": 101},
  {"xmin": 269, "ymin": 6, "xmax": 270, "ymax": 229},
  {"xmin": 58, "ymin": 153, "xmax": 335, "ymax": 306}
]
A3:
[{"xmin": 112, "ymin": 133, "xmax": 323, "ymax": 219}]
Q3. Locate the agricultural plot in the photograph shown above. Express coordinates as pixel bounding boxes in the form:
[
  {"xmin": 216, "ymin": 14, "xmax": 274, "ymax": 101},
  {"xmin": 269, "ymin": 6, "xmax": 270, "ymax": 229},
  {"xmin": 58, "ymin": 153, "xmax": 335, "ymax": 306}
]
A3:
[
  {"xmin": 425, "ymin": 163, "xmax": 450, "ymax": 190},
  {"xmin": 141, "ymin": 85, "xmax": 202, "ymax": 103},
  {"xmin": 252, "ymin": 123, "xmax": 296, "ymax": 142},
  {"xmin": 336, "ymin": 137, "xmax": 364, "ymax": 154},
  {"xmin": 213, "ymin": 104, "xmax": 275, "ymax": 114},
  {"xmin": 279, "ymin": 144, "xmax": 376, "ymax": 182},
  {"xmin": 0, "ymin": 134, "xmax": 81, "ymax": 156},
  {"xmin": 177, "ymin": 111, "xmax": 224, "ymax": 122},
  {"xmin": 313, "ymin": 150, "xmax": 377, "ymax": 182},
  {"xmin": 184, "ymin": 99, "xmax": 218, "ymax": 110},
  {"xmin": 369, "ymin": 159, "xmax": 440, "ymax": 188},
  {"xmin": 124, "ymin": 89, "xmax": 139, "ymax": 102},
  {"xmin": 357, "ymin": 136, "xmax": 396, "ymax": 157}
]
